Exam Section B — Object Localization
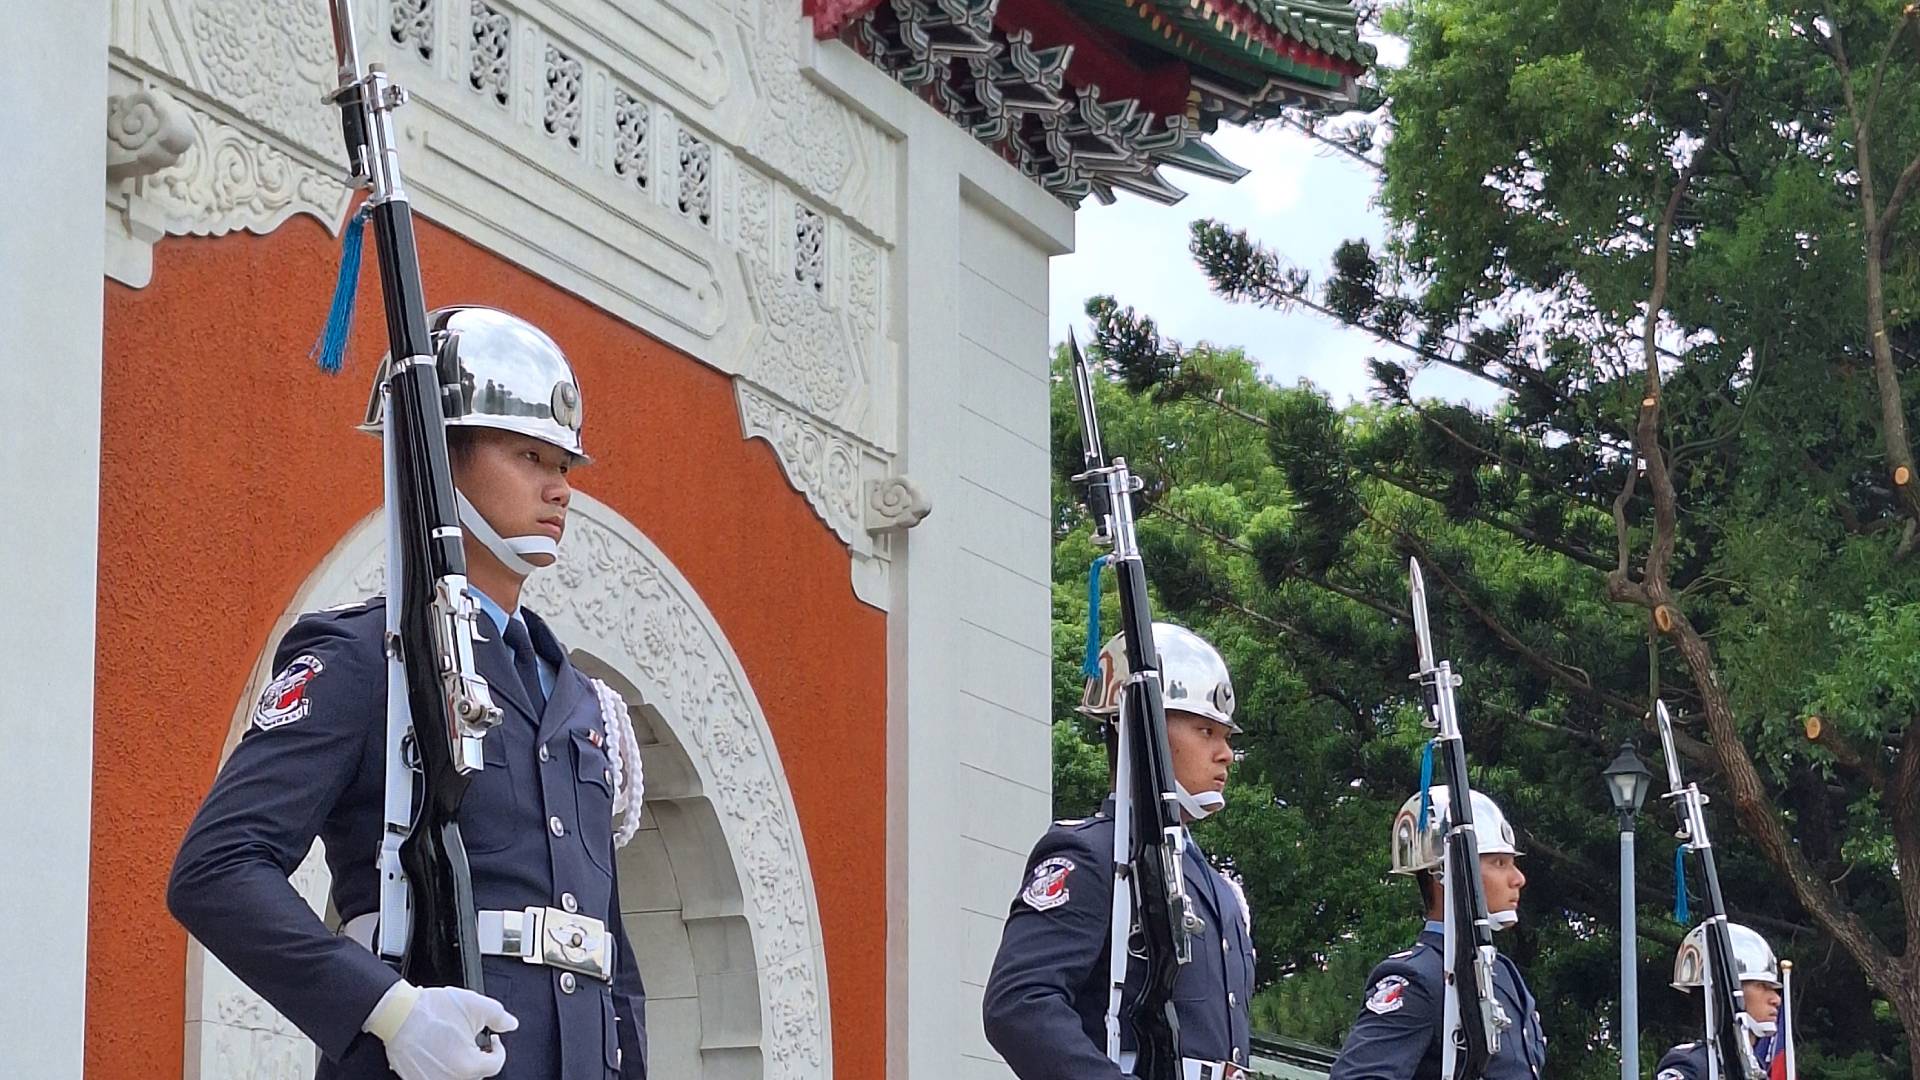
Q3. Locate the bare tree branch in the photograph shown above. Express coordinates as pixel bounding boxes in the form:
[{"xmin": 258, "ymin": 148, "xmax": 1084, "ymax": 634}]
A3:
[{"xmin": 1827, "ymin": 2, "xmax": 1920, "ymax": 539}]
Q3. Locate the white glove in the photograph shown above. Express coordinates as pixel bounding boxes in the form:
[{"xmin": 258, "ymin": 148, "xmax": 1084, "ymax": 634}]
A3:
[{"xmin": 364, "ymin": 981, "xmax": 519, "ymax": 1080}]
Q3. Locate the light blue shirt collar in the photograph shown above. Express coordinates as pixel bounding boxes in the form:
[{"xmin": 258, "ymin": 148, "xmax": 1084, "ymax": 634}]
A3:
[
  {"xmin": 469, "ymin": 587, "xmax": 512, "ymax": 637},
  {"xmin": 1424, "ymin": 919, "xmax": 1445, "ymax": 936},
  {"xmin": 469, "ymin": 587, "xmax": 554, "ymax": 698}
]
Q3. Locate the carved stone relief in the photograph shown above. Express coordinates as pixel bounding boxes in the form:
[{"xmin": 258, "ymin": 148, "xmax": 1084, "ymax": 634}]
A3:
[
  {"xmin": 106, "ymin": 87, "xmax": 195, "ymax": 184},
  {"xmin": 389, "ymin": 0, "xmax": 435, "ymax": 61},
  {"xmin": 104, "ymin": 74, "xmax": 352, "ymax": 289},
  {"xmin": 735, "ymin": 381, "xmax": 920, "ymax": 609},
  {"xmin": 179, "ymin": 0, "xmax": 339, "ymax": 153}
]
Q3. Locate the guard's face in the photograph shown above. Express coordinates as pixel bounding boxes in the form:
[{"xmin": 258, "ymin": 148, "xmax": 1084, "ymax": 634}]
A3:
[
  {"xmin": 1166, "ymin": 709, "xmax": 1233, "ymax": 799},
  {"xmin": 454, "ymin": 428, "xmax": 573, "ymax": 566},
  {"xmin": 1741, "ymin": 980, "xmax": 1781, "ymax": 1024},
  {"xmin": 1479, "ymin": 852, "xmax": 1525, "ymax": 916}
]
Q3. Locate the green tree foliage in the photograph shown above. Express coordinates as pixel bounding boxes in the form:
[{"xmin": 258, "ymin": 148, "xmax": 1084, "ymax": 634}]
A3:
[{"xmin": 1050, "ymin": 3, "xmax": 1920, "ymax": 1074}]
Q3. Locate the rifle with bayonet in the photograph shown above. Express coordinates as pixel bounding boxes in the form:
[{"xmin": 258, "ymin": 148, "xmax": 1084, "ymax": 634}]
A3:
[
  {"xmin": 1657, "ymin": 701, "xmax": 1765, "ymax": 1080},
  {"xmin": 1407, "ymin": 559, "xmax": 1509, "ymax": 1080},
  {"xmin": 1069, "ymin": 329, "xmax": 1200, "ymax": 1080},
  {"xmin": 322, "ymin": 0, "xmax": 503, "ymax": 1019}
]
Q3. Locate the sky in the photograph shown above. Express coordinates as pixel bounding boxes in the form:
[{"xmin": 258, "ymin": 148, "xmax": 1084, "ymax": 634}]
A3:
[{"xmin": 1047, "ymin": 57, "xmax": 1503, "ymax": 412}]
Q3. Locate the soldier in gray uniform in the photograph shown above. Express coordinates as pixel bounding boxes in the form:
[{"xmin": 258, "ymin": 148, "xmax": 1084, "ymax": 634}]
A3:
[
  {"xmin": 1654, "ymin": 922, "xmax": 1785, "ymax": 1080},
  {"xmin": 983, "ymin": 623, "xmax": 1257, "ymax": 1080},
  {"xmin": 169, "ymin": 308, "xmax": 648, "ymax": 1080},
  {"xmin": 1329, "ymin": 787, "xmax": 1546, "ymax": 1080}
]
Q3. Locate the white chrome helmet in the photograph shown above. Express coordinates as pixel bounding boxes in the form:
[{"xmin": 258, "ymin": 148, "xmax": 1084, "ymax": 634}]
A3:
[
  {"xmin": 361, "ymin": 305, "xmax": 589, "ymax": 462},
  {"xmin": 1390, "ymin": 786, "xmax": 1521, "ymax": 876},
  {"xmin": 1079, "ymin": 623, "xmax": 1239, "ymax": 734},
  {"xmin": 1673, "ymin": 922, "xmax": 1781, "ymax": 991}
]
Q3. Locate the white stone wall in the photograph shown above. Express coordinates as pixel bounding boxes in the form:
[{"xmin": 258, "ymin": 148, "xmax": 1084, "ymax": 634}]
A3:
[
  {"xmin": 948, "ymin": 192, "xmax": 1060, "ymax": 1078},
  {"xmin": 0, "ymin": 3, "xmax": 108, "ymax": 1079},
  {"xmin": 824, "ymin": 37, "xmax": 1074, "ymax": 1078}
]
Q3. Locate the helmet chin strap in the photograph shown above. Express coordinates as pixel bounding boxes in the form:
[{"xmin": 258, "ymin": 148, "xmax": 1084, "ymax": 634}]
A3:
[
  {"xmin": 1489, "ymin": 909, "xmax": 1519, "ymax": 931},
  {"xmin": 1741, "ymin": 1014, "xmax": 1777, "ymax": 1038},
  {"xmin": 1174, "ymin": 782, "xmax": 1226, "ymax": 822},
  {"xmin": 456, "ymin": 491, "xmax": 558, "ymax": 579}
]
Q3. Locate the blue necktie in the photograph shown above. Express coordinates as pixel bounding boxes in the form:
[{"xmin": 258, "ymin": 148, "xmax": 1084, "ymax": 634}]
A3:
[{"xmin": 502, "ymin": 617, "xmax": 547, "ymax": 719}]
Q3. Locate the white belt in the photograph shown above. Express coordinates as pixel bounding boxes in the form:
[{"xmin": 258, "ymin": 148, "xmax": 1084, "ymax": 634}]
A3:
[
  {"xmin": 1116, "ymin": 1052, "xmax": 1249, "ymax": 1080},
  {"xmin": 340, "ymin": 906, "xmax": 614, "ymax": 983}
]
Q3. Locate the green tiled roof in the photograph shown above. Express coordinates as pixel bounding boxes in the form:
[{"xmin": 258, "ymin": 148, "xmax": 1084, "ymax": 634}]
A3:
[{"xmin": 1062, "ymin": 0, "xmax": 1373, "ymax": 95}]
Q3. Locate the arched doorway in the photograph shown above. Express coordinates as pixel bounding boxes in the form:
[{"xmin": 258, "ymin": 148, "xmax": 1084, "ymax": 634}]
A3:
[{"xmin": 182, "ymin": 495, "xmax": 831, "ymax": 1080}]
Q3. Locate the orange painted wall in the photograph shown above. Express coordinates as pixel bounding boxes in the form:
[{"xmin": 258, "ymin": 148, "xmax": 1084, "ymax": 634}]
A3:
[{"xmin": 88, "ymin": 215, "xmax": 887, "ymax": 1078}]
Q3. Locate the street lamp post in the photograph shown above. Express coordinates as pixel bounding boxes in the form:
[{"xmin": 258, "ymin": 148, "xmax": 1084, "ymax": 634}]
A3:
[{"xmin": 1605, "ymin": 743, "xmax": 1654, "ymax": 1080}]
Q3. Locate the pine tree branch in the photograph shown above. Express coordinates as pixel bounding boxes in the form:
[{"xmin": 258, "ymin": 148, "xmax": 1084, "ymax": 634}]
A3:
[
  {"xmin": 1186, "ymin": 394, "xmax": 1620, "ymax": 571},
  {"xmin": 1358, "ymin": 465, "xmax": 1617, "ymax": 572},
  {"xmin": 1149, "ymin": 503, "xmax": 1413, "ymax": 623},
  {"xmin": 1276, "ymin": 113, "xmax": 1386, "ymax": 174}
]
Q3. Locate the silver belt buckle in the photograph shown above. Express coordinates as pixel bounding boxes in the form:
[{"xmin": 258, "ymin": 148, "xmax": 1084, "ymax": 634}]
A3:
[{"xmin": 479, "ymin": 906, "xmax": 613, "ymax": 982}]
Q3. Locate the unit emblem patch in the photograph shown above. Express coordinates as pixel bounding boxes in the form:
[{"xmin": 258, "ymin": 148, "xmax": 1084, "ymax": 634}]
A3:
[
  {"xmin": 1656, "ymin": 1070, "xmax": 1685, "ymax": 1080},
  {"xmin": 254, "ymin": 654, "xmax": 325, "ymax": 731},
  {"xmin": 1021, "ymin": 856, "xmax": 1076, "ymax": 912},
  {"xmin": 1365, "ymin": 974, "xmax": 1410, "ymax": 1015}
]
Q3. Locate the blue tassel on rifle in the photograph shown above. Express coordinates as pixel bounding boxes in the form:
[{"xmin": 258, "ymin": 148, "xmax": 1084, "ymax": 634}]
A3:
[
  {"xmin": 309, "ymin": 205, "xmax": 370, "ymax": 374},
  {"xmin": 1082, "ymin": 555, "xmax": 1109, "ymax": 677},
  {"xmin": 1674, "ymin": 845, "xmax": 1691, "ymax": 924},
  {"xmin": 1418, "ymin": 740, "xmax": 1435, "ymax": 824}
]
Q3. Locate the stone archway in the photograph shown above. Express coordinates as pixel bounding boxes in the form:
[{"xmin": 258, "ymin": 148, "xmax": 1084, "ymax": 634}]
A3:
[{"xmin": 184, "ymin": 494, "xmax": 831, "ymax": 1080}]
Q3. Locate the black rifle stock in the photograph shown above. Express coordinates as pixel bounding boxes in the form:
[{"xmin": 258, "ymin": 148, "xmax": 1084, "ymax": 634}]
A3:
[
  {"xmin": 1069, "ymin": 330, "xmax": 1196, "ymax": 1080},
  {"xmin": 1408, "ymin": 560, "xmax": 1507, "ymax": 1080},
  {"xmin": 323, "ymin": 1, "xmax": 502, "ymax": 1013}
]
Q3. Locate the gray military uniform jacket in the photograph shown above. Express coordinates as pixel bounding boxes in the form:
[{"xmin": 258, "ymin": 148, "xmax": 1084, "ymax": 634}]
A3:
[
  {"xmin": 1329, "ymin": 926, "xmax": 1545, "ymax": 1080},
  {"xmin": 168, "ymin": 599, "xmax": 646, "ymax": 1079},
  {"xmin": 982, "ymin": 803, "xmax": 1257, "ymax": 1079}
]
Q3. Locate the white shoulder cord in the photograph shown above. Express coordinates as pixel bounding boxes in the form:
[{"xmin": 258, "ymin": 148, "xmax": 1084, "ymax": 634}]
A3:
[
  {"xmin": 591, "ymin": 678, "xmax": 645, "ymax": 848},
  {"xmin": 1221, "ymin": 869, "xmax": 1253, "ymax": 936}
]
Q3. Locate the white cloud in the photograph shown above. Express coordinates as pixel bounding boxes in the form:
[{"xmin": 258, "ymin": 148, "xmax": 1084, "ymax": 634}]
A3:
[{"xmin": 1048, "ymin": 124, "xmax": 1505, "ymax": 412}]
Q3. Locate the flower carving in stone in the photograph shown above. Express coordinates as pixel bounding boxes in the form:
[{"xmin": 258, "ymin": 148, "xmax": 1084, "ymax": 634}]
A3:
[
  {"xmin": 676, "ymin": 127, "xmax": 713, "ymax": 228},
  {"xmin": 751, "ymin": 258, "xmax": 856, "ymax": 417},
  {"xmin": 107, "ymin": 87, "xmax": 196, "ymax": 184},
  {"xmin": 737, "ymin": 166, "xmax": 773, "ymax": 264},
  {"xmin": 741, "ymin": 0, "xmax": 854, "ymax": 204},
  {"xmin": 867, "ymin": 476, "xmax": 932, "ymax": 533},
  {"xmin": 468, "ymin": 0, "xmax": 511, "ymax": 107},
  {"xmin": 738, "ymin": 384, "xmax": 864, "ymax": 546},
  {"xmin": 390, "ymin": 0, "xmax": 434, "ymax": 60},
  {"xmin": 185, "ymin": 0, "xmax": 336, "ymax": 155},
  {"xmin": 543, "ymin": 43, "xmax": 585, "ymax": 150},
  {"xmin": 612, "ymin": 87, "xmax": 651, "ymax": 188},
  {"xmin": 793, "ymin": 204, "xmax": 826, "ymax": 292},
  {"xmin": 141, "ymin": 106, "xmax": 351, "ymax": 239}
]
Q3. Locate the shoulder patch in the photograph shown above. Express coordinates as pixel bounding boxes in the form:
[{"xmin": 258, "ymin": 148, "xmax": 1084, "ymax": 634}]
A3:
[
  {"xmin": 253, "ymin": 654, "xmax": 325, "ymax": 731},
  {"xmin": 1365, "ymin": 974, "xmax": 1410, "ymax": 1015},
  {"xmin": 1021, "ymin": 856, "xmax": 1076, "ymax": 911}
]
